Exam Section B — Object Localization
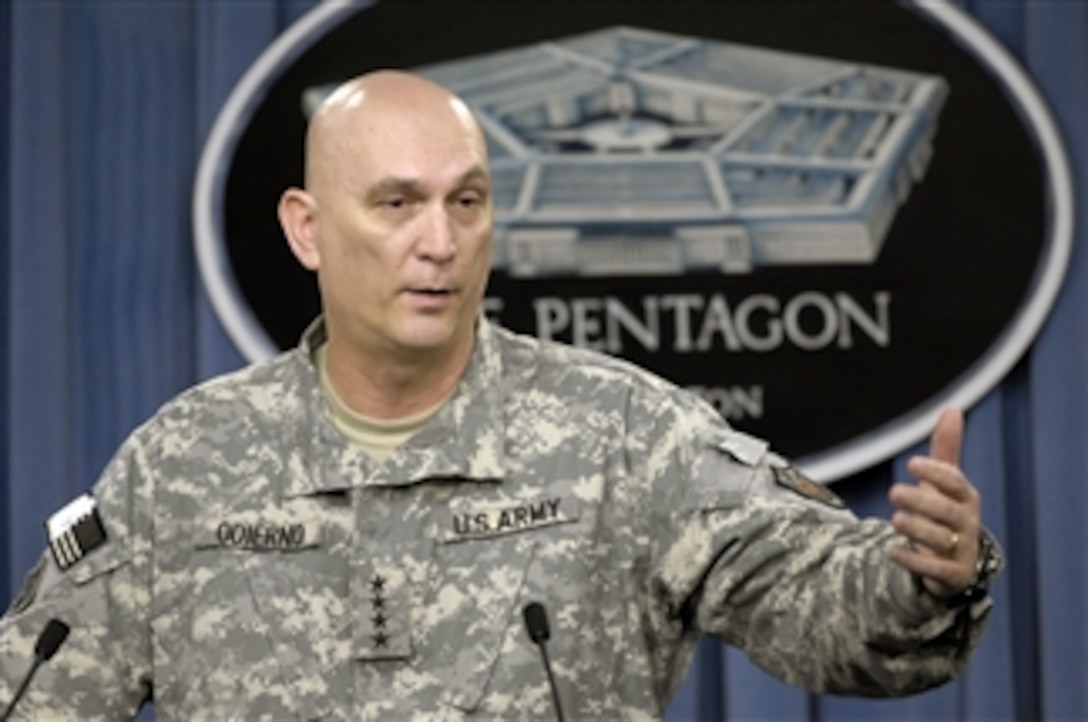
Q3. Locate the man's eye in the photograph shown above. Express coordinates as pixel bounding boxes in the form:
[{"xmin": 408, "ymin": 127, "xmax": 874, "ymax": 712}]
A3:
[{"xmin": 383, "ymin": 197, "xmax": 406, "ymax": 209}]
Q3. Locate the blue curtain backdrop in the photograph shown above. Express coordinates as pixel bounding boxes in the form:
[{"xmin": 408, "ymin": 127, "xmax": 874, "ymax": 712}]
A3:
[{"xmin": 2, "ymin": 1, "xmax": 1084, "ymax": 720}]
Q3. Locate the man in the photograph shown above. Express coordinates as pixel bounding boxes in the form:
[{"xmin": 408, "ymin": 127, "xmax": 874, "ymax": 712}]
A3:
[{"xmin": 0, "ymin": 70, "xmax": 1001, "ymax": 720}]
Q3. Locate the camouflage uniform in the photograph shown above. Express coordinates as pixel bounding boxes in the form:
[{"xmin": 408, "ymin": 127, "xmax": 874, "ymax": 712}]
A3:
[{"xmin": 0, "ymin": 318, "xmax": 996, "ymax": 721}]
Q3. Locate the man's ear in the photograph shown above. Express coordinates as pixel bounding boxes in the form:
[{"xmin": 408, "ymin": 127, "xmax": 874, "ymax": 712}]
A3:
[{"xmin": 279, "ymin": 188, "xmax": 321, "ymax": 270}]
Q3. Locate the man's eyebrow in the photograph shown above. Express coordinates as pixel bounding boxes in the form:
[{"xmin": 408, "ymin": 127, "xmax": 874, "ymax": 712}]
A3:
[
  {"xmin": 364, "ymin": 166, "xmax": 489, "ymax": 201},
  {"xmin": 365, "ymin": 177, "xmax": 422, "ymax": 200}
]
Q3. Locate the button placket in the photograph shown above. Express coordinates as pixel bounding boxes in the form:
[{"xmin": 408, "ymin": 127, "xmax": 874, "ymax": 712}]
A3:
[{"xmin": 352, "ymin": 483, "xmax": 419, "ymax": 662}]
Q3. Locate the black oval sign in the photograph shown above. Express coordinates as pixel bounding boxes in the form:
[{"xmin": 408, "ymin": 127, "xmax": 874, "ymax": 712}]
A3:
[{"xmin": 194, "ymin": 0, "xmax": 1073, "ymax": 481}]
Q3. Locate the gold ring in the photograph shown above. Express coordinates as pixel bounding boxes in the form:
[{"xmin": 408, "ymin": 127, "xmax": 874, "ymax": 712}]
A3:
[{"xmin": 948, "ymin": 532, "xmax": 960, "ymax": 554}]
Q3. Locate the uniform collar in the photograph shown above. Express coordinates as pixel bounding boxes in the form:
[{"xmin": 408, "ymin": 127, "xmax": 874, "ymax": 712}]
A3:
[{"xmin": 284, "ymin": 316, "xmax": 507, "ymax": 497}]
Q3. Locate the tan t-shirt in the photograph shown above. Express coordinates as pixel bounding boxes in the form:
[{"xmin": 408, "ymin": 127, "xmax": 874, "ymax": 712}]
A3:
[{"xmin": 315, "ymin": 345, "xmax": 448, "ymax": 462}]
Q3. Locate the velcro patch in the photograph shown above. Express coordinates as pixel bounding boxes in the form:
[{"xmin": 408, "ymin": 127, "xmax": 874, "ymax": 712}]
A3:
[
  {"xmin": 772, "ymin": 465, "xmax": 845, "ymax": 509},
  {"xmin": 45, "ymin": 493, "xmax": 108, "ymax": 570}
]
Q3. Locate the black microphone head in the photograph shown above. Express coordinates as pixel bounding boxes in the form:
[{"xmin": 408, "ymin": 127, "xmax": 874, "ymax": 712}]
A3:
[
  {"xmin": 523, "ymin": 601, "xmax": 551, "ymax": 644},
  {"xmin": 35, "ymin": 619, "xmax": 70, "ymax": 661}
]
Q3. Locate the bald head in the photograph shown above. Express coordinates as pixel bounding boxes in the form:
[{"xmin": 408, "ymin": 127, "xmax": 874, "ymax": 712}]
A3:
[
  {"xmin": 278, "ymin": 68, "xmax": 494, "ymax": 392},
  {"xmin": 305, "ymin": 70, "xmax": 486, "ymax": 193}
]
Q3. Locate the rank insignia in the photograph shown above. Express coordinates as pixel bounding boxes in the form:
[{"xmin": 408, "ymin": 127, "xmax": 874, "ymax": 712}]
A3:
[
  {"xmin": 354, "ymin": 563, "xmax": 412, "ymax": 661},
  {"xmin": 45, "ymin": 493, "xmax": 108, "ymax": 570},
  {"xmin": 773, "ymin": 465, "xmax": 845, "ymax": 509}
]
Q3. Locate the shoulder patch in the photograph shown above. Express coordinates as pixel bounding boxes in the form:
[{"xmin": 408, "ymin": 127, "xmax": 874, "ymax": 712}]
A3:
[
  {"xmin": 772, "ymin": 465, "xmax": 845, "ymax": 509},
  {"xmin": 44, "ymin": 493, "xmax": 108, "ymax": 570},
  {"xmin": 7, "ymin": 556, "xmax": 46, "ymax": 615}
]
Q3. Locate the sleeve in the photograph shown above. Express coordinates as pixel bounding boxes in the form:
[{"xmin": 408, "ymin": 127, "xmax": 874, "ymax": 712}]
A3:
[
  {"xmin": 0, "ymin": 437, "xmax": 154, "ymax": 720},
  {"xmin": 645, "ymin": 421, "xmax": 996, "ymax": 697}
]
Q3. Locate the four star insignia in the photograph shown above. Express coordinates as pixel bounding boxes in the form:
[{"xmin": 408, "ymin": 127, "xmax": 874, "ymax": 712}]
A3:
[{"xmin": 369, "ymin": 574, "xmax": 393, "ymax": 649}]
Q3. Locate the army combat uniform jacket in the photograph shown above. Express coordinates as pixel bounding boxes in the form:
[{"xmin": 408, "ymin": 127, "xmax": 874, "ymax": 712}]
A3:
[{"xmin": 0, "ymin": 318, "xmax": 995, "ymax": 720}]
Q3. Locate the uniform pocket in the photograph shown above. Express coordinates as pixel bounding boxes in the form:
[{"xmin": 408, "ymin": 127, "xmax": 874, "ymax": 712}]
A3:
[
  {"xmin": 429, "ymin": 530, "xmax": 540, "ymax": 713},
  {"xmin": 426, "ymin": 494, "xmax": 582, "ymax": 713},
  {"xmin": 152, "ymin": 512, "xmax": 349, "ymax": 721}
]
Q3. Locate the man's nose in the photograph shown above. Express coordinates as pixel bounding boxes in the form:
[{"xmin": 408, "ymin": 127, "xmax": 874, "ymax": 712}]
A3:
[{"xmin": 416, "ymin": 204, "xmax": 456, "ymax": 262}]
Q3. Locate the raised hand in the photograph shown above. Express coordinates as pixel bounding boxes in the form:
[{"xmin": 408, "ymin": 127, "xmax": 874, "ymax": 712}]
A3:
[{"xmin": 888, "ymin": 407, "xmax": 981, "ymax": 597}]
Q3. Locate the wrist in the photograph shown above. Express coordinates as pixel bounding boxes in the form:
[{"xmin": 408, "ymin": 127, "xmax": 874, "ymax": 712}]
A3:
[{"xmin": 935, "ymin": 527, "xmax": 1004, "ymax": 605}]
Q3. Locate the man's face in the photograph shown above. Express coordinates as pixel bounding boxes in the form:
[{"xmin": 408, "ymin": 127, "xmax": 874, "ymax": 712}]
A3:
[{"xmin": 306, "ymin": 96, "xmax": 493, "ymax": 363}]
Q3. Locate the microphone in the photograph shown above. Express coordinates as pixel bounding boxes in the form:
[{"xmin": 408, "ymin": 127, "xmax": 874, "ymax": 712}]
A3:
[
  {"xmin": 522, "ymin": 602, "xmax": 565, "ymax": 722},
  {"xmin": 1, "ymin": 618, "xmax": 70, "ymax": 721}
]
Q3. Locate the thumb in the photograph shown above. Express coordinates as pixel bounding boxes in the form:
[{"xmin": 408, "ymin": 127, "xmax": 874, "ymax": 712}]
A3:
[{"xmin": 929, "ymin": 407, "xmax": 964, "ymax": 466}]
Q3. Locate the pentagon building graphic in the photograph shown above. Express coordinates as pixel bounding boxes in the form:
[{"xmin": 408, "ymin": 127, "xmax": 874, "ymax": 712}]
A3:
[{"xmin": 304, "ymin": 26, "xmax": 948, "ymax": 276}]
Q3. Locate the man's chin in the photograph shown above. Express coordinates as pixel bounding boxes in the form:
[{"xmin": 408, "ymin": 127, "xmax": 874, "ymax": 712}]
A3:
[{"xmin": 392, "ymin": 324, "xmax": 464, "ymax": 357}]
